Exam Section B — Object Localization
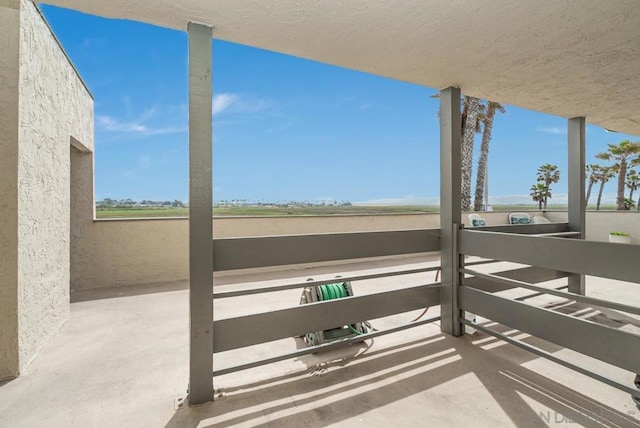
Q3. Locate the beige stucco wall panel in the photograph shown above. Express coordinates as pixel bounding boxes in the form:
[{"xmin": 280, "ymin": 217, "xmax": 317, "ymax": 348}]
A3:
[
  {"xmin": 73, "ymin": 211, "xmax": 548, "ymax": 290},
  {"xmin": 585, "ymin": 212, "xmax": 640, "ymax": 245},
  {"xmin": 70, "ymin": 146, "xmax": 95, "ymax": 291},
  {"xmin": 0, "ymin": 2, "xmax": 20, "ymax": 380},
  {"xmin": 72, "ymin": 211, "xmax": 640, "ymax": 291}
]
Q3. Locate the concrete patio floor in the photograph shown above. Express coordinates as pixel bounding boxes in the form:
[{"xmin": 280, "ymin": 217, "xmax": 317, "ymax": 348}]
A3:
[{"xmin": 1, "ymin": 256, "xmax": 639, "ymax": 428}]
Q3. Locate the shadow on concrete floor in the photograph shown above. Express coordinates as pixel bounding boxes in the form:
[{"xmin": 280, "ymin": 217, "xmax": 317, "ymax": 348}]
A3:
[
  {"xmin": 164, "ymin": 327, "xmax": 639, "ymax": 428},
  {"xmin": 71, "ymin": 280, "xmax": 189, "ymax": 302}
]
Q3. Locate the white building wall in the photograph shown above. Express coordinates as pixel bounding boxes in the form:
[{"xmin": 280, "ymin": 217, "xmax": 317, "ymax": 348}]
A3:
[{"xmin": 0, "ymin": 0, "xmax": 94, "ymax": 378}]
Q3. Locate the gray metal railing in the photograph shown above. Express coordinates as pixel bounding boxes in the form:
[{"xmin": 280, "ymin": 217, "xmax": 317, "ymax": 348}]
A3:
[
  {"xmin": 457, "ymin": 227, "xmax": 640, "ymax": 397},
  {"xmin": 209, "ymin": 225, "xmax": 580, "ymax": 377},
  {"xmin": 211, "ymin": 228, "xmax": 446, "ymax": 376}
]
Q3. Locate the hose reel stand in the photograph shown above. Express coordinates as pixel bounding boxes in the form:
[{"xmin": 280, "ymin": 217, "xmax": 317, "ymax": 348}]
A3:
[{"xmin": 299, "ymin": 278, "xmax": 368, "ymax": 347}]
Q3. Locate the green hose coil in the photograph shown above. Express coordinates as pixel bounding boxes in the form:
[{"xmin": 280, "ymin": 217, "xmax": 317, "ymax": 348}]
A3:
[
  {"xmin": 319, "ymin": 282, "xmax": 349, "ymax": 301},
  {"xmin": 318, "ymin": 282, "xmax": 362, "ymax": 335}
]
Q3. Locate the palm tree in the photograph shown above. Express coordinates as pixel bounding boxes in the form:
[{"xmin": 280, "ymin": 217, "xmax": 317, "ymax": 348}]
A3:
[
  {"xmin": 596, "ymin": 140, "xmax": 640, "ymax": 210},
  {"xmin": 530, "ymin": 183, "xmax": 550, "ymax": 210},
  {"xmin": 630, "ymin": 158, "xmax": 640, "ymax": 211},
  {"xmin": 595, "ymin": 166, "xmax": 615, "ymax": 210},
  {"xmin": 626, "ymin": 169, "xmax": 639, "ymax": 207},
  {"xmin": 536, "ymin": 164, "xmax": 560, "ymax": 209},
  {"xmin": 461, "ymin": 96, "xmax": 482, "ymax": 211},
  {"xmin": 433, "ymin": 94, "xmax": 482, "ymax": 210},
  {"xmin": 623, "ymin": 198, "xmax": 636, "ymax": 210},
  {"xmin": 585, "ymin": 164, "xmax": 601, "ymax": 206},
  {"xmin": 473, "ymin": 101, "xmax": 505, "ymax": 211}
]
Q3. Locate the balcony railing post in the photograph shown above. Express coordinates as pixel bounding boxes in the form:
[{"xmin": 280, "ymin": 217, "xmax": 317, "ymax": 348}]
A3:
[
  {"xmin": 187, "ymin": 21, "xmax": 214, "ymax": 405},
  {"xmin": 568, "ymin": 117, "xmax": 586, "ymax": 295},
  {"xmin": 439, "ymin": 87, "xmax": 463, "ymax": 336}
]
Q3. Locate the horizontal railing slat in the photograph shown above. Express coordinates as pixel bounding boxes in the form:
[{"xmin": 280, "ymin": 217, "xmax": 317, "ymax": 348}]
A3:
[
  {"xmin": 213, "ymin": 228, "xmax": 441, "ymax": 271},
  {"xmin": 475, "ymin": 222, "xmax": 569, "ymax": 235},
  {"xmin": 459, "ymin": 229, "xmax": 640, "ymax": 284},
  {"xmin": 214, "ymin": 259, "xmax": 495, "ymax": 298},
  {"xmin": 459, "ymin": 286, "xmax": 640, "ymax": 373},
  {"xmin": 463, "ymin": 266, "xmax": 568, "ymax": 293},
  {"xmin": 463, "ymin": 268, "xmax": 640, "ymax": 317},
  {"xmin": 213, "ymin": 283, "xmax": 442, "ymax": 352}
]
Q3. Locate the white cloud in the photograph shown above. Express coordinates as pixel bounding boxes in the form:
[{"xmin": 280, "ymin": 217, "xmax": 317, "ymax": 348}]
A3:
[
  {"xmin": 96, "ymin": 108, "xmax": 187, "ymax": 136},
  {"xmin": 98, "ymin": 93, "xmax": 274, "ymax": 138},
  {"xmin": 97, "ymin": 115, "xmax": 146, "ymax": 133},
  {"xmin": 537, "ymin": 126, "xmax": 567, "ymax": 135},
  {"xmin": 212, "ymin": 93, "xmax": 239, "ymax": 116},
  {"xmin": 212, "ymin": 93, "xmax": 272, "ymax": 116}
]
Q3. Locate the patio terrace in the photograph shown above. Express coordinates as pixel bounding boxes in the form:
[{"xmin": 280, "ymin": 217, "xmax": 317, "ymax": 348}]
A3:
[{"xmin": 2, "ymin": 1, "xmax": 640, "ymax": 426}]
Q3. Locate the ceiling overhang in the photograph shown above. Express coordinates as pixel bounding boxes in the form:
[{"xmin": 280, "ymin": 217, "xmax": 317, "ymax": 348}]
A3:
[{"xmin": 43, "ymin": 0, "xmax": 640, "ymax": 135}]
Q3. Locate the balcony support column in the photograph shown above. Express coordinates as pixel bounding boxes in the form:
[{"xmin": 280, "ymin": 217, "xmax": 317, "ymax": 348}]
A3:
[
  {"xmin": 187, "ymin": 22, "xmax": 214, "ymax": 405},
  {"xmin": 440, "ymin": 87, "xmax": 463, "ymax": 336},
  {"xmin": 568, "ymin": 117, "xmax": 586, "ymax": 295}
]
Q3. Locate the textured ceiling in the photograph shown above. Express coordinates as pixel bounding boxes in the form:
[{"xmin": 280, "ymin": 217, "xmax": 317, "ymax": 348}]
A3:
[{"xmin": 44, "ymin": 0, "xmax": 640, "ymax": 135}]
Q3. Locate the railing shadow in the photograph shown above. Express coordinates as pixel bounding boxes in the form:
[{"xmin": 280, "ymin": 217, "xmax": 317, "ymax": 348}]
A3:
[{"xmin": 165, "ymin": 326, "xmax": 639, "ymax": 428}]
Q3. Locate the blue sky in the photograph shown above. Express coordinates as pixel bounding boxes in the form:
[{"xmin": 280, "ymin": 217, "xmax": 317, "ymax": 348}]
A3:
[{"xmin": 42, "ymin": 5, "xmax": 639, "ymax": 205}]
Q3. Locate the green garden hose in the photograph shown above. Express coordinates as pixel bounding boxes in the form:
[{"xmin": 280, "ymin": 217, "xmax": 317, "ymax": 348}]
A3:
[
  {"xmin": 318, "ymin": 282, "xmax": 366, "ymax": 335},
  {"xmin": 319, "ymin": 282, "xmax": 349, "ymax": 301}
]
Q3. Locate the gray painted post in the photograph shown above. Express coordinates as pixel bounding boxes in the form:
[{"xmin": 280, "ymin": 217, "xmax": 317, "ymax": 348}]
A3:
[
  {"xmin": 568, "ymin": 117, "xmax": 586, "ymax": 295},
  {"xmin": 188, "ymin": 22, "xmax": 214, "ymax": 405},
  {"xmin": 440, "ymin": 87, "xmax": 463, "ymax": 336}
]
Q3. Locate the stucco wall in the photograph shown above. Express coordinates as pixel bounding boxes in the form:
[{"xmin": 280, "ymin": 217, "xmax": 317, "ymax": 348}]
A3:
[
  {"xmin": 544, "ymin": 210, "xmax": 640, "ymax": 244},
  {"xmin": 71, "ymin": 210, "xmax": 640, "ymax": 291},
  {"xmin": 0, "ymin": 0, "xmax": 21, "ymax": 380},
  {"xmin": 585, "ymin": 211, "xmax": 640, "ymax": 245},
  {"xmin": 72, "ymin": 211, "xmax": 547, "ymax": 290},
  {"xmin": 11, "ymin": 0, "xmax": 94, "ymax": 375},
  {"xmin": 70, "ymin": 143, "xmax": 95, "ymax": 294}
]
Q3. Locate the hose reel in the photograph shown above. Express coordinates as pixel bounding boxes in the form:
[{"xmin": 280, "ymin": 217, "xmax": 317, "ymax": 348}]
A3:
[{"xmin": 299, "ymin": 278, "xmax": 368, "ymax": 347}]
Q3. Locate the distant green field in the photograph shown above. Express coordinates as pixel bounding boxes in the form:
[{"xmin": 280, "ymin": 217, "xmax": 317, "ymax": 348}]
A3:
[
  {"xmin": 97, "ymin": 207, "xmax": 190, "ymax": 218},
  {"xmin": 92, "ymin": 203, "xmax": 622, "ymax": 219},
  {"xmin": 96, "ymin": 205, "xmax": 437, "ymax": 218}
]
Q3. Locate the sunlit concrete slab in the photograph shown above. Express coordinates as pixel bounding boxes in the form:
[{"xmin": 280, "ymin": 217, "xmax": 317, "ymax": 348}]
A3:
[{"xmin": 1, "ymin": 256, "xmax": 639, "ymax": 427}]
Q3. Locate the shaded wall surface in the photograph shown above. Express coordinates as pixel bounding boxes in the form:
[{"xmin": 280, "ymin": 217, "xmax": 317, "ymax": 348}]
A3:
[{"xmin": 0, "ymin": 0, "xmax": 21, "ymax": 380}]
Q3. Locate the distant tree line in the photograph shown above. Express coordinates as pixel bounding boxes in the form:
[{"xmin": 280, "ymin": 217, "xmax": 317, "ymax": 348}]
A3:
[
  {"xmin": 97, "ymin": 198, "xmax": 185, "ymax": 208},
  {"xmin": 215, "ymin": 200, "xmax": 352, "ymax": 207},
  {"xmin": 96, "ymin": 199, "xmax": 353, "ymax": 209}
]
